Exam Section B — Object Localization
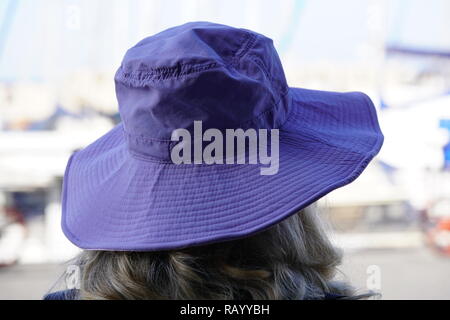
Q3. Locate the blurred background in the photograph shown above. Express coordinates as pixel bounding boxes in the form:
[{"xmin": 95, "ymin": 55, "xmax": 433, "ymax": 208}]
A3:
[{"xmin": 0, "ymin": 0, "xmax": 449, "ymax": 299}]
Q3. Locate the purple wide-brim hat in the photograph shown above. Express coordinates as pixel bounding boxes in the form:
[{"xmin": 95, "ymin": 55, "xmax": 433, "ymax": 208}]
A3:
[{"xmin": 61, "ymin": 22, "xmax": 384, "ymax": 251}]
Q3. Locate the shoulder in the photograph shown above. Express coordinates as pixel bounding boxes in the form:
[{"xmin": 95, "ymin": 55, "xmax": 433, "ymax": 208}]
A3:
[{"xmin": 43, "ymin": 289, "xmax": 79, "ymax": 300}]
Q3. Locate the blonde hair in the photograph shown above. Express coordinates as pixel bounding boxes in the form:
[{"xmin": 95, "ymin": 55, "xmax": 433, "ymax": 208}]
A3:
[{"xmin": 67, "ymin": 206, "xmax": 365, "ymax": 299}]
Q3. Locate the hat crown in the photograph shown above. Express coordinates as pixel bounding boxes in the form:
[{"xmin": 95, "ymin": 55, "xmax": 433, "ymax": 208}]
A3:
[{"xmin": 115, "ymin": 22, "xmax": 290, "ymax": 160}]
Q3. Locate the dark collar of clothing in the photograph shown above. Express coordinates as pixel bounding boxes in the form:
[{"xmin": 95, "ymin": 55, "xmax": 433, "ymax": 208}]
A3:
[
  {"xmin": 43, "ymin": 289, "xmax": 79, "ymax": 300},
  {"xmin": 323, "ymin": 292, "xmax": 347, "ymax": 300}
]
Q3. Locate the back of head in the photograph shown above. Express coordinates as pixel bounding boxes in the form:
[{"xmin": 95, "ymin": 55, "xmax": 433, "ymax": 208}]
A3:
[
  {"xmin": 53, "ymin": 21, "xmax": 383, "ymax": 300},
  {"xmin": 75, "ymin": 207, "xmax": 351, "ymax": 300}
]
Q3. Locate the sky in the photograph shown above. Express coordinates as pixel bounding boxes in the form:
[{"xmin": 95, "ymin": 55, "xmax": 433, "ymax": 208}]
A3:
[{"xmin": 0, "ymin": 0, "xmax": 448, "ymax": 82}]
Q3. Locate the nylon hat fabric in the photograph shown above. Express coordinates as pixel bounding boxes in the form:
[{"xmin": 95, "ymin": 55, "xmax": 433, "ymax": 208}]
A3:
[{"xmin": 61, "ymin": 21, "xmax": 384, "ymax": 251}]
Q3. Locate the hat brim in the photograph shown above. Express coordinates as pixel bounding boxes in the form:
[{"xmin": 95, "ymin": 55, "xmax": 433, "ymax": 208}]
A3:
[{"xmin": 62, "ymin": 87, "xmax": 384, "ymax": 251}]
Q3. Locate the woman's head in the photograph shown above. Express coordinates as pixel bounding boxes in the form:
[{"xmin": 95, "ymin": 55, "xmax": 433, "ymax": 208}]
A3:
[
  {"xmin": 73, "ymin": 206, "xmax": 353, "ymax": 300},
  {"xmin": 54, "ymin": 22, "xmax": 383, "ymax": 300}
]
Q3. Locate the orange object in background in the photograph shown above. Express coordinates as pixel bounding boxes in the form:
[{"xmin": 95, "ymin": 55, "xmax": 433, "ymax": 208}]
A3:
[
  {"xmin": 424, "ymin": 199, "xmax": 450, "ymax": 256},
  {"xmin": 437, "ymin": 219, "xmax": 450, "ymax": 231},
  {"xmin": 425, "ymin": 199, "xmax": 450, "ymax": 256},
  {"xmin": 435, "ymin": 219, "xmax": 450, "ymax": 255}
]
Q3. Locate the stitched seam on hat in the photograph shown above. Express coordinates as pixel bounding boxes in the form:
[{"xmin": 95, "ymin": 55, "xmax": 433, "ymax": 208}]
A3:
[
  {"xmin": 128, "ymin": 149, "xmax": 173, "ymax": 163},
  {"xmin": 117, "ymin": 62, "xmax": 220, "ymax": 84},
  {"xmin": 229, "ymin": 32, "xmax": 251, "ymax": 66},
  {"xmin": 122, "ymin": 127, "xmax": 172, "ymax": 163},
  {"xmin": 278, "ymin": 90, "xmax": 295, "ymax": 129},
  {"xmin": 237, "ymin": 87, "xmax": 290, "ymax": 129},
  {"xmin": 249, "ymin": 54, "xmax": 272, "ymax": 81},
  {"xmin": 120, "ymin": 32, "xmax": 254, "ymax": 82},
  {"xmin": 121, "ymin": 62, "xmax": 217, "ymax": 76},
  {"xmin": 235, "ymin": 32, "xmax": 257, "ymax": 61},
  {"xmin": 124, "ymin": 129, "xmax": 172, "ymax": 143}
]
